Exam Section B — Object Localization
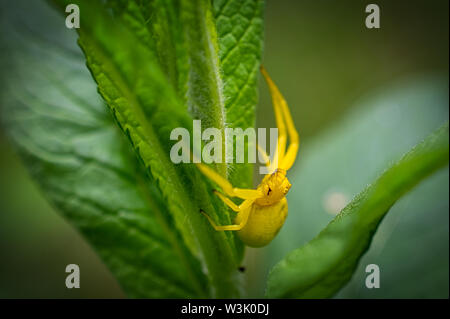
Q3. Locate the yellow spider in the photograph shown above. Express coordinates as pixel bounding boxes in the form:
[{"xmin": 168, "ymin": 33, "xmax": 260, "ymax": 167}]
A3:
[{"xmin": 197, "ymin": 66, "xmax": 299, "ymax": 247}]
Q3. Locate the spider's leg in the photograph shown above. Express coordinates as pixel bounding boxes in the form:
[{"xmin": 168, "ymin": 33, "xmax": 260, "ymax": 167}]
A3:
[
  {"xmin": 260, "ymin": 66, "xmax": 299, "ymax": 170},
  {"xmin": 257, "ymin": 143, "xmax": 277, "ymax": 174},
  {"xmin": 278, "ymin": 88, "xmax": 299, "ymax": 170},
  {"xmin": 213, "ymin": 190, "xmax": 240, "ymax": 212},
  {"xmin": 200, "ymin": 199, "xmax": 254, "ymax": 231},
  {"xmin": 257, "ymin": 143, "xmax": 271, "ymax": 167},
  {"xmin": 196, "ymin": 163, "xmax": 262, "ymax": 199},
  {"xmin": 260, "ymin": 66, "xmax": 287, "ymax": 168}
]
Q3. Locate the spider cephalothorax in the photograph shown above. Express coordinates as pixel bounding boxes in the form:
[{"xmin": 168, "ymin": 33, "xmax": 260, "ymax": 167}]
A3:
[{"xmin": 256, "ymin": 169, "xmax": 292, "ymax": 206}]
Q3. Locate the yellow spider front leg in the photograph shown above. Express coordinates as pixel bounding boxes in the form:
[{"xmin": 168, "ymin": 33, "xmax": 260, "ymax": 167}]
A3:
[
  {"xmin": 195, "ymin": 162, "xmax": 262, "ymax": 200},
  {"xmin": 260, "ymin": 66, "xmax": 300, "ymax": 170},
  {"xmin": 195, "ymin": 162, "xmax": 261, "ymax": 230},
  {"xmin": 213, "ymin": 190, "xmax": 240, "ymax": 212},
  {"xmin": 200, "ymin": 198, "xmax": 254, "ymax": 231},
  {"xmin": 257, "ymin": 143, "xmax": 276, "ymax": 173}
]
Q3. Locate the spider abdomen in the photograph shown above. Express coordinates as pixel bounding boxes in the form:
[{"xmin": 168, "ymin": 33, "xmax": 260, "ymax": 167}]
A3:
[{"xmin": 235, "ymin": 198, "xmax": 288, "ymax": 247}]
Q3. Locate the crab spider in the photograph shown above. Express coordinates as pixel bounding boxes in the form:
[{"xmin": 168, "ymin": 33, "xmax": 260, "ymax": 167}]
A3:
[{"xmin": 197, "ymin": 66, "xmax": 299, "ymax": 247}]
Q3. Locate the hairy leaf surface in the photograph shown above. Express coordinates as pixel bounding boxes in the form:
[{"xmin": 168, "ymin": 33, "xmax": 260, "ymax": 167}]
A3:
[{"xmin": 1, "ymin": 0, "xmax": 265, "ymax": 298}]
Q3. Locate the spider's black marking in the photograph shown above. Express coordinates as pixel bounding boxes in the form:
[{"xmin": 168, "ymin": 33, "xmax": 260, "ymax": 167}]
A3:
[
  {"xmin": 267, "ymin": 187, "xmax": 272, "ymax": 195},
  {"xmin": 238, "ymin": 266, "xmax": 246, "ymax": 272}
]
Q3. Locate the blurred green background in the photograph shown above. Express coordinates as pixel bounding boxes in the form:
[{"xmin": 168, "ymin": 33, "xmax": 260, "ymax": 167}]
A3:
[{"xmin": 0, "ymin": 0, "xmax": 448, "ymax": 298}]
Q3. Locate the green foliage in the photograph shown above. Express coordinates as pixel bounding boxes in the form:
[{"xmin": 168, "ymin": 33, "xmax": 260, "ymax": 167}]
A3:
[
  {"xmin": 266, "ymin": 123, "xmax": 449, "ymax": 298},
  {"xmin": 0, "ymin": 0, "xmax": 447, "ymax": 299},
  {"xmin": 1, "ymin": 0, "xmax": 264, "ymax": 298}
]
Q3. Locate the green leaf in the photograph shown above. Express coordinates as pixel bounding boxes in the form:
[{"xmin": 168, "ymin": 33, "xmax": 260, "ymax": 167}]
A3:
[
  {"xmin": 266, "ymin": 122, "xmax": 449, "ymax": 298},
  {"xmin": 101, "ymin": 0, "xmax": 265, "ymax": 190},
  {"xmin": 213, "ymin": 0, "xmax": 264, "ymax": 189},
  {"xmin": 0, "ymin": 0, "xmax": 208, "ymax": 298},
  {"xmin": 63, "ymin": 0, "xmax": 264, "ymax": 296},
  {"xmin": 1, "ymin": 0, "xmax": 264, "ymax": 298}
]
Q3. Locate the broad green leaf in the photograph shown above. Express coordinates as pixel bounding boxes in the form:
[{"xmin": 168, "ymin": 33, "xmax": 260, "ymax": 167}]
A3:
[
  {"xmin": 0, "ymin": 0, "xmax": 208, "ymax": 298},
  {"xmin": 106, "ymin": 0, "xmax": 265, "ymax": 184},
  {"xmin": 2, "ymin": 0, "xmax": 265, "ymax": 298},
  {"xmin": 81, "ymin": 1, "xmax": 264, "ymax": 253},
  {"xmin": 101, "ymin": 0, "xmax": 264, "ymax": 190},
  {"xmin": 64, "ymin": 0, "xmax": 264, "ymax": 296},
  {"xmin": 54, "ymin": 0, "xmax": 242, "ymax": 297},
  {"xmin": 266, "ymin": 122, "xmax": 449, "ymax": 298}
]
